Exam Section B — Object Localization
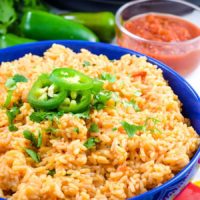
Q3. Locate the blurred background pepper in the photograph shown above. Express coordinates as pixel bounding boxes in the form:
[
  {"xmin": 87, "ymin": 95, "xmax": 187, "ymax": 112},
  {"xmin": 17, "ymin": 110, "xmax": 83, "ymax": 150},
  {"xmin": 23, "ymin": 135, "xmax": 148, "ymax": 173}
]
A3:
[
  {"xmin": 0, "ymin": 0, "xmax": 116, "ymax": 48},
  {"xmin": 60, "ymin": 12, "xmax": 115, "ymax": 42}
]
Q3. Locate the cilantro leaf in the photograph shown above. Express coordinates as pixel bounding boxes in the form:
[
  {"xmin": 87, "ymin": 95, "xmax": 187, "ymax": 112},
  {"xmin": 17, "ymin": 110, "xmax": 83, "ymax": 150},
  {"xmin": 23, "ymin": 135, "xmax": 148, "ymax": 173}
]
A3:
[
  {"xmin": 5, "ymin": 78, "xmax": 16, "ymax": 90},
  {"xmin": 145, "ymin": 117, "xmax": 160, "ymax": 126},
  {"xmin": 74, "ymin": 110, "xmax": 90, "ymax": 119},
  {"xmin": 121, "ymin": 121, "xmax": 145, "ymax": 138},
  {"xmin": 89, "ymin": 123, "xmax": 99, "ymax": 133},
  {"xmin": 83, "ymin": 61, "xmax": 90, "ymax": 67},
  {"xmin": 5, "ymin": 74, "xmax": 28, "ymax": 89},
  {"xmin": 23, "ymin": 130, "xmax": 37, "ymax": 147},
  {"xmin": 73, "ymin": 127, "xmax": 79, "ymax": 133},
  {"xmin": 84, "ymin": 137, "xmax": 100, "ymax": 149},
  {"xmin": 25, "ymin": 148, "xmax": 40, "ymax": 163},
  {"xmin": 112, "ymin": 127, "xmax": 117, "ymax": 131},
  {"xmin": 46, "ymin": 127, "xmax": 57, "ymax": 134},
  {"xmin": 13, "ymin": 74, "xmax": 28, "ymax": 83},
  {"xmin": 101, "ymin": 72, "xmax": 116, "ymax": 83},
  {"xmin": 30, "ymin": 111, "xmax": 64, "ymax": 123},
  {"xmin": 47, "ymin": 169, "xmax": 56, "ymax": 176},
  {"xmin": 145, "ymin": 117, "xmax": 162, "ymax": 134},
  {"xmin": 4, "ymin": 74, "xmax": 28, "ymax": 107},
  {"xmin": 8, "ymin": 124, "xmax": 18, "ymax": 131},
  {"xmin": 4, "ymin": 90, "xmax": 14, "ymax": 108},
  {"xmin": 134, "ymin": 90, "xmax": 142, "ymax": 97},
  {"xmin": 6, "ymin": 106, "xmax": 20, "ymax": 131},
  {"xmin": 29, "ymin": 112, "xmax": 46, "ymax": 123},
  {"xmin": 92, "ymin": 90, "xmax": 111, "ymax": 110},
  {"xmin": 37, "ymin": 132, "xmax": 42, "ymax": 148},
  {"xmin": 123, "ymin": 99, "xmax": 140, "ymax": 112},
  {"xmin": 130, "ymin": 99, "xmax": 140, "ymax": 112}
]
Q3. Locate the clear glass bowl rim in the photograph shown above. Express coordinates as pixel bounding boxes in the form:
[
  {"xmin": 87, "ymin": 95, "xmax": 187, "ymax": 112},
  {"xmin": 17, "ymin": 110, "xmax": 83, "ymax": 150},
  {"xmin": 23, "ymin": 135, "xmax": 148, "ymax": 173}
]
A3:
[{"xmin": 115, "ymin": 0, "xmax": 200, "ymax": 46}]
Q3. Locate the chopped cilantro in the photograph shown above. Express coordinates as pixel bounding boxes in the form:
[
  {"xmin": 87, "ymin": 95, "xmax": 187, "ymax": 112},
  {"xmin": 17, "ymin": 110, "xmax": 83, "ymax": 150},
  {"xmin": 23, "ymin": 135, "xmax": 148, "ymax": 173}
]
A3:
[
  {"xmin": 23, "ymin": 130, "xmax": 42, "ymax": 148},
  {"xmin": 12, "ymin": 74, "xmax": 28, "ymax": 83},
  {"xmin": 29, "ymin": 112, "xmax": 45, "ymax": 123},
  {"xmin": 23, "ymin": 130, "xmax": 37, "ymax": 147},
  {"xmin": 84, "ymin": 137, "xmax": 100, "ymax": 149},
  {"xmin": 145, "ymin": 117, "xmax": 160, "ymax": 126},
  {"xmin": 73, "ymin": 127, "xmax": 79, "ymax": 133},
  {"xmin": 121, "ymin": 121, "xmax": 145, "ymax": 138},
  {"xmin": 47, "ymin": 169, "xmax": 56, "ymax": 176},
  {"xmin": 153, "ymin": 128, "xmax": 162, "ymax": 134},
  {"xmin": 4, "ymin": 74, "xmax": 28, "ymax": 107},
  {"xmin": 74, "ymin": 110, "xmax": 90, "ymax": 119},
  {"xmin": 25, "ymin": 148, "xmax": 40, "ymax": 163},
  {"xmin": 37, "ymin": 132, "xmax": 42, "ymax": 148},
  {"xmin": 46, "ymin": 127, "xmax": 57, "ymax": 134},
  {"xmin": 5, "ymin": 78, "xmax": 16, "ymax": 90},
  {"xmin": 130, "ymin": 99, "xmax": 140, "ymax": 112},
  {"xmin": 83, "ymin": 60, "xmax": 91, "ymax": 67},
  {"xmin": 112, "ymin": 127, "xmax": 117, "ymax": 131},
  {"xmin": 101, "ymin": 72, "xmax": 116, "ymax": 83},
  {"xmin": 145, "ymin": 117, "xmax": 162, "ymax": 134},
  {"xmin": 92, "ymin": 90, "xmax": 111, "ymax": 110},
  {"xmin": 89, "ymin": 123, "xmax": 99, "ymax": 133},
  {"xmin": 6, "ymin": 106, "xmax": 20, "ymax": 131},
  {"xmin": 123, "ymin": 99, "xmax": 140, "ymax": 112},
  {"xmin": 8, "ymin": 124, "xmax": 18, "ymax": 131},
  {"xmin": 30, "ymin": 111, "xmax": 64, "ymax": 123},
  {"xmin": 134, "ymin": 91, "xmax": 142, "ymax": 97},
  {"xmin": 4, "ymin": 90, "xmax": 13, "ymax": 108}
]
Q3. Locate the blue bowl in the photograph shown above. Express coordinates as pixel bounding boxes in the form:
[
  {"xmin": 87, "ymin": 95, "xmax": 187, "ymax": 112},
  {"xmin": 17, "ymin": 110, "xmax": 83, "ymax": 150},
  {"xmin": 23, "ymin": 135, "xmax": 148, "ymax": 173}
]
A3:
[{"xmin": 0, "ymin": 40, "xmax": 200, "ymax": 200}]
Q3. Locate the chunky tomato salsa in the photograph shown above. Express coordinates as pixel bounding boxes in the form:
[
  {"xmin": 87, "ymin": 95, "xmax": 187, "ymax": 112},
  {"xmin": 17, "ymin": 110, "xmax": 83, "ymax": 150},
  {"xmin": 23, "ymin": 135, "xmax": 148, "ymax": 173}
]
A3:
[{"xmin": 125, "ymin": 13, "xmax": 200, "ymax": 42}]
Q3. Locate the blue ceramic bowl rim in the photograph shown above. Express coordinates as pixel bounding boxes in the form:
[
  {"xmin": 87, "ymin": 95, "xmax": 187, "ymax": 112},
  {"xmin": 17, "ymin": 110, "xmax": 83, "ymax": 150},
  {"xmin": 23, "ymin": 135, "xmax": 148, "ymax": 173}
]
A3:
[{"xmin": 0, "ymin": 40, "xmax": 200, "ymax": 200}]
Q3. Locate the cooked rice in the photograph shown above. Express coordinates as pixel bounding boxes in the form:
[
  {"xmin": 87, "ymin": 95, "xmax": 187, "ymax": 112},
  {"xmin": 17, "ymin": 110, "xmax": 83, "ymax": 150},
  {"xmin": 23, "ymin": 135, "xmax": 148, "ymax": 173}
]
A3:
[{"xmin": 0, "ymin": 44, "xmax": 199, "ymax": 200}]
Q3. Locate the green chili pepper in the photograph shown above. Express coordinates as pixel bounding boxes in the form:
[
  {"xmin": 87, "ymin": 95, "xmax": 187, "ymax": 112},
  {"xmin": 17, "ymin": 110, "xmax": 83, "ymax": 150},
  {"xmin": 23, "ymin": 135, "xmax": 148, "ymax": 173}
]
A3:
[
  {"xmin": 60, "ymin": 12, "xmax": 115, "ymax": 42},
  {"xmin": 50, "ymin": 68, "xmax": 93, "ymax": 91},
  {"xmin": 59, "ymin": 90, "xmax": 91, "ymax": 113},
  {"xmin": 19, "ymin": 10, "xmax": 99, "ymax": 42},
  {"xmin": 28, "ymin": 74, "xmax": 66, "ymax": 110},
  {"xmin": 0, "ymin": 33, "xmax": 36, "ymax": 48}
]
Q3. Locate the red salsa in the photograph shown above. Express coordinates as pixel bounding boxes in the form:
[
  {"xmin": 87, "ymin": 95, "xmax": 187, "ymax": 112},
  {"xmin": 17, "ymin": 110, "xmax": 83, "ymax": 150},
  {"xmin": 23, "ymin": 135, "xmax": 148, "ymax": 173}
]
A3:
[
  {"xmin": 125, "ymin": 14, "xmax": 200, "ymax": 42},
  {"xmin": 117, "ymin": 13, "xmax": 200, "ymax": 75}
]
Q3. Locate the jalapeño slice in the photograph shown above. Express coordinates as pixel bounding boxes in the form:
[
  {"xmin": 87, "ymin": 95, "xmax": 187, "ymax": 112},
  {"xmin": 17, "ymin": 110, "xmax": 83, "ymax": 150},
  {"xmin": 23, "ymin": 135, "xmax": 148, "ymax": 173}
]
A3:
[
  {"xmin": 58, "ymin": 90, "xmax": 91, "ymax": 113},
  {"xmin": 28, "ymin": 74, "xmax": 66, "ymax": 110},
  {"xmin": 50, "ymin": 68, "xmax": 93, "ymax": 91}
]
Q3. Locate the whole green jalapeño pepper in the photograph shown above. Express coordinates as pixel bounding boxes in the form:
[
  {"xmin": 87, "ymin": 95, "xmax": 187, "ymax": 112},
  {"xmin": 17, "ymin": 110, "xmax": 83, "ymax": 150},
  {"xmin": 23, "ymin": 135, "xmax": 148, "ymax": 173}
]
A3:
[
  {"xmin": 59, "ymin": 90, "xmax": 91, "ymax": 113},
  {"xmin": 28, "ymin": 74, "xmax": 66, "ymax": 110},
  {"xmin": 60, "ymin": 12, "xmax": 115, "ymax": 42},
  {"xmin": 19, "ymin": 10, "xmax": 99, "ymax": 42},
  {"xmin": 0, "ymin": 34, "xmax": 36, "ymax": 48},
  {"xmin": 50, "ymin": 68, "xmax": 93, "ymax": 91}
]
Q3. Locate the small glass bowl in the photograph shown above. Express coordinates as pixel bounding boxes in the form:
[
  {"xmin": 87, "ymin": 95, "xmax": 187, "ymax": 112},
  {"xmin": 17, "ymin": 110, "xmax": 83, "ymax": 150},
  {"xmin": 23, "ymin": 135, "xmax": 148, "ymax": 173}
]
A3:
[{"xmin": 115, "ymin": 0, "xmax": 200, "ymax": 76}]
